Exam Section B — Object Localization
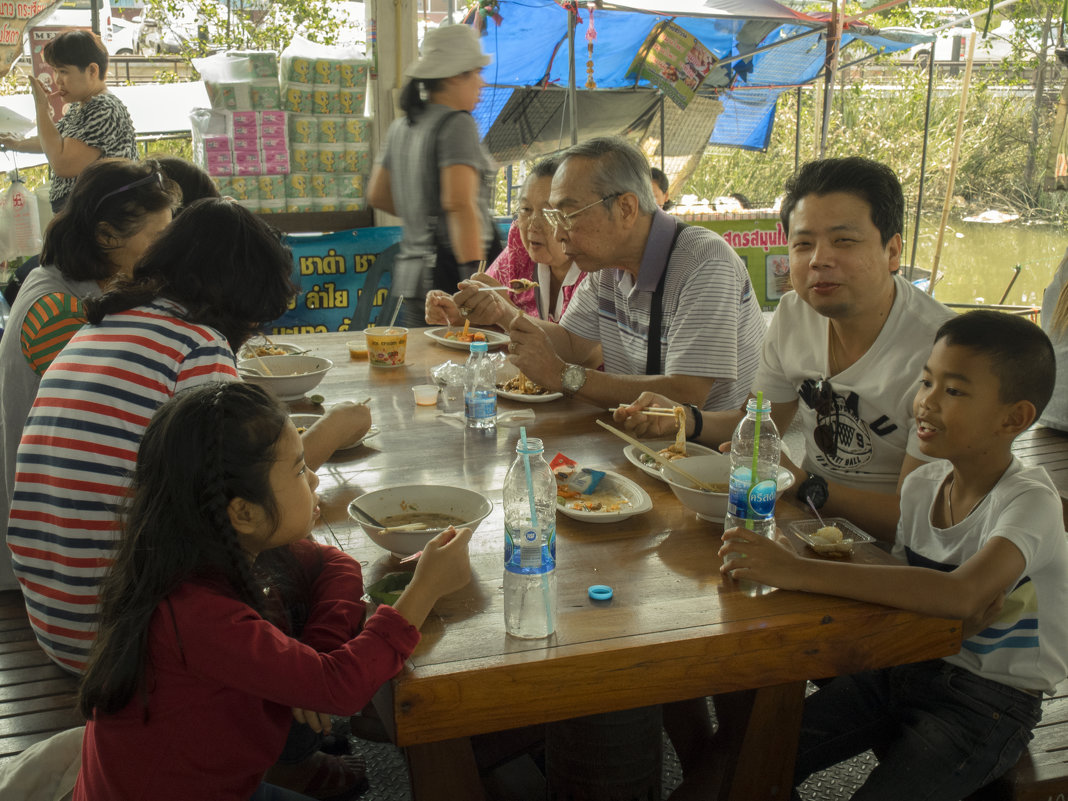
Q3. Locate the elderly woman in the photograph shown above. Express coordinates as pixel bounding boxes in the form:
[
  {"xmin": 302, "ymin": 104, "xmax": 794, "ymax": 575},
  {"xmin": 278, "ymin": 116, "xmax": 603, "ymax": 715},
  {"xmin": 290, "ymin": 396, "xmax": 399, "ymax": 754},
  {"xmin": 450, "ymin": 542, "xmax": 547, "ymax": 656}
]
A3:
[
  {"xmin": 0, "ymin": 30, "xmax": 137, "ymax": 212},
  {"xmin": 368, "ymin": 23, "xmax": 500, "ymax": 328},
  {"xmin": 0, "ymin": 158, "xmax": 179, "ymax": 591},
  {"xmin": 426, "ymin": 156, "xmax": 586, "ymax": 325}
]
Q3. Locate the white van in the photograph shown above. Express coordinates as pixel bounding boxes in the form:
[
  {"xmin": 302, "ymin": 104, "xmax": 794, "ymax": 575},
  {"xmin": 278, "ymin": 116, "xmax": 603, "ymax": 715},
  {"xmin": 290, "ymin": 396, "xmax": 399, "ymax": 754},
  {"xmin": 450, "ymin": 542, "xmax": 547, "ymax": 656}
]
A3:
[{"xmin": 32, "ymin": 0, "xmax": 139, "ymax": 56}]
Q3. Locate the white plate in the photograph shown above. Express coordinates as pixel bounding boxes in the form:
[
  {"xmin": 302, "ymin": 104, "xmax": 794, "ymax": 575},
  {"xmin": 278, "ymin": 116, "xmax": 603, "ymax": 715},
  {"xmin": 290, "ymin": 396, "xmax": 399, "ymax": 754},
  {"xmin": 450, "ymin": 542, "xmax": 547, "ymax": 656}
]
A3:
[
  {"xmin": 623, "ymin": 440, "xmax": 719, "ymax": 482},
  {"xmin": 290, "ymin": 414, "xmax": 379, "ymax": 452},
  {"xmin": 556, "ymin": 470, "xmax": 653, "ymax": 524},
  {"xmin": 424, "ymin": 327, "xmax": 510, "ymax": 351},
  {"xmin": 497, "ymin": 388, "xmax": 563, "ymax": 403}
]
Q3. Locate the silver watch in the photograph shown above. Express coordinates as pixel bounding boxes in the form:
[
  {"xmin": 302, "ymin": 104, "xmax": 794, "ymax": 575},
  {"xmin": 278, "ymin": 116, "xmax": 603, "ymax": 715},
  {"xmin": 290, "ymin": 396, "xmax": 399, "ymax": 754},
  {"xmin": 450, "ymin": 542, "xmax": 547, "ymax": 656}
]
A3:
[{"xmin": 560, "ymin": 363, "xmax": 587, "ymax": 398}]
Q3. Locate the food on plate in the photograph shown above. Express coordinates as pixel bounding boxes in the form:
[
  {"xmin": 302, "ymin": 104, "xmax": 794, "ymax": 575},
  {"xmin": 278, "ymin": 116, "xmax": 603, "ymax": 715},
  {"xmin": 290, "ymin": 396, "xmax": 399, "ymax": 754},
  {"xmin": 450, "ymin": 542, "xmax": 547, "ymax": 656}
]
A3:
[
  {"xmin": 509, "ymin": 278, "xmax": 539, "ymax": 292},
  {"xmin": 444, "ymin": 319, "xmax": 487, "ymax": 343},
  {"xmin": 813, "ymin": 525, "xmax": 843, "ymax": 543},
  {"xmin": 245, "ymin": 344, "xmax": 290, "ymax": 357},
  {"xmin": 498, "ymin": 372, "xmax": 550, "ymax": 395},
  {"xmin": 667, "ymin": 405, "xmax": 687, "ymax": 456},
  {"xmin": 558, "ymin": 485, "xmax": 631, "ymax": 513}
]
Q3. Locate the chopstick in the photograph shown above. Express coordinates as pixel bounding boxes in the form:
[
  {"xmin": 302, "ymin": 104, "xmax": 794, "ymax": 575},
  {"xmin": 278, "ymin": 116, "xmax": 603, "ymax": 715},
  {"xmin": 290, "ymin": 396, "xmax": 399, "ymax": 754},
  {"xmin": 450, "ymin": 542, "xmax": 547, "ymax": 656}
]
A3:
[
  {"xmin": 251, "ymin": 352, "xmax": 274, "ymax": 376},
  {"xmin": 608, "ymin": 406, "xmax": 678, "ymax": 417},
  {"xmin": 476, "ymin": 260, "xmax": 487, "ymax": 274},
  {"xmin": 595, "ymin": 420, "xmax": 720, "ymax": 492},
  {"xmin": 478, "ymin": 285, "xmax": 510, "ymax": 292}
]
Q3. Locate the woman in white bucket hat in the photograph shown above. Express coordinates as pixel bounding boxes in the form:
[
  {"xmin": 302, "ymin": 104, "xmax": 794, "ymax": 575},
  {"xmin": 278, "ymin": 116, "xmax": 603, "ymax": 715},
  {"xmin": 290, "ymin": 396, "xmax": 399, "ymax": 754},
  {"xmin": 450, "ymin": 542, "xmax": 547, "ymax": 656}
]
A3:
[{"xmin": 368, "ymin": 23, "xmax": 501, "ymax": 327}]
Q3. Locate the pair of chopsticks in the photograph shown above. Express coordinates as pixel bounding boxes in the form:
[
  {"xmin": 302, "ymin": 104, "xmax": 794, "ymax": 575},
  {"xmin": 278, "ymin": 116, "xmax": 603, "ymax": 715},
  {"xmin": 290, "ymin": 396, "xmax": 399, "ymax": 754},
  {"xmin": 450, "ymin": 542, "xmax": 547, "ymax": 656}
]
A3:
[
  {"xmin": 595, "ymin": 419, "xmax": 721, "ymax": 493},
  {"xmin": 608, "ymin": 406, "xmax": 677, "ymax": 417}
]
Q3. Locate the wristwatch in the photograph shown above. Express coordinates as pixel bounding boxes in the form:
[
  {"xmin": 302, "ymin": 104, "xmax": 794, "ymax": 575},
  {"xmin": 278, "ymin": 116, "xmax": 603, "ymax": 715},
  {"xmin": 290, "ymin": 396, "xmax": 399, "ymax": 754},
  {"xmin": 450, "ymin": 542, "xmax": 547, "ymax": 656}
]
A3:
[
  {"xmin": 797, "ymin": 473, "xmax": 829, "ymax": 510},
  {"xmin": 560, "ymin": 363, "xmax": 587, "ymax": 398}
]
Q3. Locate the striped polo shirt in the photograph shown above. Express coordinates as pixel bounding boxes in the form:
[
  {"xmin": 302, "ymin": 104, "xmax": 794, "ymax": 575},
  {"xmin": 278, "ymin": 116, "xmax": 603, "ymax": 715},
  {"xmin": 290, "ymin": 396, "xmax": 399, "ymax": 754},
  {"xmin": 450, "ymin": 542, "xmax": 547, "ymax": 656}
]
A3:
[
  {"xmin": 559, "ymin": 209, "xmax": 766, "ymax": 411},
  {"xmin": 7, "ymin": 300, "xmax": 238, "ymax": 672}
]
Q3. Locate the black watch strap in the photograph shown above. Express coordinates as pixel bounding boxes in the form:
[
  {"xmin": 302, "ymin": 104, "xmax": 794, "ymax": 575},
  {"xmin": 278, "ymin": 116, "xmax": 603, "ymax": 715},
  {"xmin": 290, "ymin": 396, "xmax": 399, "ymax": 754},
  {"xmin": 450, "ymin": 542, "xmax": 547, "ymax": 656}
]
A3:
[{"xmin": 797, "ymin": 473, "xmax": 829, "ymax": 510}]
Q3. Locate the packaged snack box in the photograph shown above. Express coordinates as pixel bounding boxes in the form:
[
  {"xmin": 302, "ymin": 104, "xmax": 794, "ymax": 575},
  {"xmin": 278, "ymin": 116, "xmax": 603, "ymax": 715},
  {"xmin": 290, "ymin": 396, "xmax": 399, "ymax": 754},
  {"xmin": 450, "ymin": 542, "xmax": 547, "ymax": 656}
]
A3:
[
  {"xmin": 316, "ymin": 116, "xmax": 344, "ymax": 145},
  {"xmin": 309, "ymin": 173, "xmax": 337, "ymax": 199},
  {"xmin": 289, "ymin": 115, "xmax": 317, "ymax": 145},
  {"xmin": 285, "ymin": 173, "xmax": 312, "ymax": 199},
  {"xmin": 311, "ymin": 89, "xmax": 340, "ymax": 115},
  {"xmin": 343, "ymin": 117, "xmax": 369, "ymax": 144}
]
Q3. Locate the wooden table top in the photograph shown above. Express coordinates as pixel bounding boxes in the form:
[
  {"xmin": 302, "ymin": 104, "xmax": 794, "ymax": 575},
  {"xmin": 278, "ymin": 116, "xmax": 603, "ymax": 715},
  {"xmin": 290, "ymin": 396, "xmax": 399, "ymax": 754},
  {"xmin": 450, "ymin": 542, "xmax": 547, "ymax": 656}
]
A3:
[{"xmin": 282, "ymin": 330, "xmax": 962, "ymax": 749}]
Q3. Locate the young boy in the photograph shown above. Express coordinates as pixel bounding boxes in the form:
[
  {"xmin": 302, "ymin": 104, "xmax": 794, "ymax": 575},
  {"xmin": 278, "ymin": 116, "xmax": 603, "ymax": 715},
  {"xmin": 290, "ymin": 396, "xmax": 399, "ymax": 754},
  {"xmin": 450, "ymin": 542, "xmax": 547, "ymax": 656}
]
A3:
[{"xmin": 720, "ymin": 309, "xmax": 1068, "ymax": 801}]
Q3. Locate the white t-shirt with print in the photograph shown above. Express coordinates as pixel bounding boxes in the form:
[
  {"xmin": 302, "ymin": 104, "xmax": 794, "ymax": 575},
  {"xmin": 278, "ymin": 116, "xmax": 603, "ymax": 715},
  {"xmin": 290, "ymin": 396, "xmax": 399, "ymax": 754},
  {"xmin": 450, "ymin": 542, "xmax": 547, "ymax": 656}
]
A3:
[
  {"xmin": 896, "ymin": 458, "xmax": 1068, "ymax": 694},
  {"xmin": 753, "ymin": 274, "xmax": 954, "ymax": 494}
]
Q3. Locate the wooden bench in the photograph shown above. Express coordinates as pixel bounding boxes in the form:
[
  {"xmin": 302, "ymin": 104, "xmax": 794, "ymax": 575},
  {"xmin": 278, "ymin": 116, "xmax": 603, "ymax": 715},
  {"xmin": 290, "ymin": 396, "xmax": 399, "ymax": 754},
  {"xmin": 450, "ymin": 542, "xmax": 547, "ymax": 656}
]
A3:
[
  {"xmin": 0, "ymin": 589, "xmax": 83, "ymax": 771},
  {"xmin": 966, "ymin": 681, "xmax": 1068, "ymax": 801}
]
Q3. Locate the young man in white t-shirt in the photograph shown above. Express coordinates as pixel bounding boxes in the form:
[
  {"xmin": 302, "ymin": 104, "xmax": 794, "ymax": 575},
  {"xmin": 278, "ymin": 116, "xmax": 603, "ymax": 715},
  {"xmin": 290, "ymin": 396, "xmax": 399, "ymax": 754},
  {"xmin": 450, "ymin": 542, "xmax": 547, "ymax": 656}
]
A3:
[
  {"xmin": 618, "ymin": 157, "xmax": 953, "ymax": 541},
  {"xmin": 721, "ymin": 310, "xmax": 1068, "ymax": 800}
]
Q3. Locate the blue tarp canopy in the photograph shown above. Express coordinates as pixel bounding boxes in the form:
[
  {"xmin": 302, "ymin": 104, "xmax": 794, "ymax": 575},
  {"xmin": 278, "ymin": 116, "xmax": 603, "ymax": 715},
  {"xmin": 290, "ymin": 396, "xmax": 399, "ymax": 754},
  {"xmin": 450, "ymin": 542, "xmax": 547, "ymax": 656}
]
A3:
[{"xmin": 469, "ymin": 0, "xmax": 922, "ymax": 158}]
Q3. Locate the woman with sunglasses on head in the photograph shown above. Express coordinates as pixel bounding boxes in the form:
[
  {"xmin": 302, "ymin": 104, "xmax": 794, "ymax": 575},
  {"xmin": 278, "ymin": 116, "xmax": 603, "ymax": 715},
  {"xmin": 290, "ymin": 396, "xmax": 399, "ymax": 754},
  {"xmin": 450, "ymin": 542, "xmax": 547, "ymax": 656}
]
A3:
[
  {"xmin": 367, "ymin": 24, "xmax": 501, "ymax": 328},
  {"xmin": 0, "ymin": 157, "xmax": 179, "ymax": 591},
  {"xmin": 426, "ymin": 157, "xmax": 586, "ymax": 326},
  {"xmin": 0, "ymin": 30, "xmax": 136, "ymax": 213}
]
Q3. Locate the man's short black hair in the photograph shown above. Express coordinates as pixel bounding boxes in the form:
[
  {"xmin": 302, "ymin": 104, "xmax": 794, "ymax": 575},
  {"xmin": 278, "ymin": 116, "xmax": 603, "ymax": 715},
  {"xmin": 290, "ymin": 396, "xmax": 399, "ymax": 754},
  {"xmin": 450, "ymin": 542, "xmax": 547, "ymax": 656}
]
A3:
[
  {"xmin": 43, "ymin": 29, "xmax": 108, "ymax": 77},
  {"xmin": 935, "ymin": 310, "xmax": 1055, "ymax": 416},
  {"xmin": 650, "ymin": 167, "xmax": 669, "ymax": 194},
  {"xmin": 780, "ymin": 157, "xmax": 903, "ymax": 247}
]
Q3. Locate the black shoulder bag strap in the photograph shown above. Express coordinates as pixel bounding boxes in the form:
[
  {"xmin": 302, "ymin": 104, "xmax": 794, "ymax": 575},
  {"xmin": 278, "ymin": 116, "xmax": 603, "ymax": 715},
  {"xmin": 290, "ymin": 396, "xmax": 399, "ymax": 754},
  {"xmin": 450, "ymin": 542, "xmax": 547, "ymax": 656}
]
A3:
[
  {"xmin": 426, "ymin": 109, "xmax": 468, "ymax": 290},
  {"xmin": 646, "ymin": 220, "xmax": 689, "ymax": 376}
]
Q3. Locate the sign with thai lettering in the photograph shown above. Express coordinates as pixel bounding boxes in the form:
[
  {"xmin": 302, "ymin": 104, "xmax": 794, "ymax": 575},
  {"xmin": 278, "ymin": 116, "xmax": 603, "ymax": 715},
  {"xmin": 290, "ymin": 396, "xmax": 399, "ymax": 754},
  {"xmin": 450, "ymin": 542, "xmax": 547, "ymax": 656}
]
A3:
[
  {"xmin": 628, "ymin": 21, "xmax": 717, "ymax": 110},
  {"xmin": 271, "ymin": 225, "xmax": 402, "ymax": 334},
  {"xmin": 0, "ymin": 0, "xmax": 60, "ymax": 78},
  {"xmin": 689, "ymin": 217, "xmax": 790, "ymax": 309}
]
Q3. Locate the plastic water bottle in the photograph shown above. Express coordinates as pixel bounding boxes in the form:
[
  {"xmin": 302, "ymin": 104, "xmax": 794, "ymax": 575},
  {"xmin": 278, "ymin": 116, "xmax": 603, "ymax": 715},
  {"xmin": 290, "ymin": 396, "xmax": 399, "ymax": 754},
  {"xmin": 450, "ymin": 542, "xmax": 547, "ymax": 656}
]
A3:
[
  {"xmin": 464, "ymin": 340, "xmax": 496, "ymax": 429},
  {"xmin": 503, "ymin": 436, "xmax": 557, "ymax": 638},
  {"xmin": 724, "ymin": 397, "xmax": 781, "ymax": 597}
]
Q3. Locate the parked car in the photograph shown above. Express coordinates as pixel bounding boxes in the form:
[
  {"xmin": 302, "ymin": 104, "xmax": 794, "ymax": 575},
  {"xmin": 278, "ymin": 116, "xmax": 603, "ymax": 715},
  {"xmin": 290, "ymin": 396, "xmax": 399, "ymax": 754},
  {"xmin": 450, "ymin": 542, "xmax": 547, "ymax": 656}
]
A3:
[
  {"xmin": 137, "ymin": 0, "xmax": 231, "ymax": 55},
  {"xmin": 29, "ymin": 0, "xmax": 134, "ymax": 56}
]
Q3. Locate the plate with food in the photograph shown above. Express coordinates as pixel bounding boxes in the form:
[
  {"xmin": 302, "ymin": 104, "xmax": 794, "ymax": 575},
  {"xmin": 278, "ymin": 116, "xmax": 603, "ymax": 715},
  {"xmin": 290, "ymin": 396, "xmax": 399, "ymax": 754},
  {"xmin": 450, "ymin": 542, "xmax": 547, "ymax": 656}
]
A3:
[
  {"xmin": 788, "ymin": 518, "xmax": 876, "ymax": 558},
  {"xmin": 556, "ymin": 470, "xmax": 652, "ymax": 524},
  {"xmin": 623, "ymin": 440, "xmax": 720, "ymax": 482},
  {"xmin": 424, "ymin": 326, "xmax": 510, "ymax": 351},
  {"xmin": 238, "ymin": 338, "xmax": 305, "ymax": 359},
  {"xmin": 290, "ymin": 413, "xmax": 380, "ymax": 452},
  {"xmin": 496, "ymin": 363, "xmax": 562, "ymax": 402}
]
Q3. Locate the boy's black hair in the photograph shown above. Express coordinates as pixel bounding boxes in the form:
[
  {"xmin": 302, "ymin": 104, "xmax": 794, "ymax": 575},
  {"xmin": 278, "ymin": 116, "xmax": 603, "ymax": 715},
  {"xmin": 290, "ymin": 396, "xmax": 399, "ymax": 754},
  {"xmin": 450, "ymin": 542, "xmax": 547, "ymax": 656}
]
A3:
[
  {"xmin": 780, "ymin": 157, "xmax": 903, "ymax": 247},
  {"xmin": 43, "ymin": 29, "xmax": 108, "ymax": 76},
  {"xmin": 650, "ymin": 167, "xmax": 669, "ymax": 194},
  {"xmin": 935, "ymin": 310, "xmax": 1055, "ymax": 416}
]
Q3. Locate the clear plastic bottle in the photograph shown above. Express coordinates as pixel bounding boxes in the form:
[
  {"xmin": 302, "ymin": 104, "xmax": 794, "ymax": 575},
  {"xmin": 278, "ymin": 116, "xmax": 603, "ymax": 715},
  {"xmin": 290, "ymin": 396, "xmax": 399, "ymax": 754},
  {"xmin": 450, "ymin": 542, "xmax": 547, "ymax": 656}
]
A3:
[
  {"xmin": 464, "ymin": 340, "xmax": 496, "ymax": 430},
  {"xmin": 724, "ymin": 397, "xmax": 781, "ymax": 597},
  {"xmin": 503, "ymin": 437, "xmax": 557, "ymax": 638}
]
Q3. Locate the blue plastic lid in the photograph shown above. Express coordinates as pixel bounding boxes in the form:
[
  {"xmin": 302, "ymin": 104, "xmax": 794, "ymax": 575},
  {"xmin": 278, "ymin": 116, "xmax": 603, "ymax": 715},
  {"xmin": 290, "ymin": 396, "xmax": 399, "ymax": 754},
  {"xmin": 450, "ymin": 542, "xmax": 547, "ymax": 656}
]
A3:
[
  {"xmin": 588, "ymin": 584, "xmax": 613, "ymax": 601},
  {"xmin": 470, "ymin": 340, "xmax": 489, "ymax": 353}
]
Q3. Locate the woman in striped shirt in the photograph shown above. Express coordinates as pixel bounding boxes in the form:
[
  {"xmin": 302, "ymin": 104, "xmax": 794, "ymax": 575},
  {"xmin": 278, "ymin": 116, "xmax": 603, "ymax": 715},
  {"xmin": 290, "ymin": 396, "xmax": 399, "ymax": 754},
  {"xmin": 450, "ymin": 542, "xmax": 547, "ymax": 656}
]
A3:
[{"xmin": 0, "ymin": 158, "xmax": 179, "ymax": 591}]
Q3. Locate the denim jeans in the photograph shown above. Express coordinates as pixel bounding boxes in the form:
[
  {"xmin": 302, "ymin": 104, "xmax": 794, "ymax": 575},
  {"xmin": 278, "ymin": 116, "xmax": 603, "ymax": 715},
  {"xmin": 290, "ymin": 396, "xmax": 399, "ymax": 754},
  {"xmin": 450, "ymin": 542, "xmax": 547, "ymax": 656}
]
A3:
[{"xmin": 794, "ymin": 659, "xmax": 1042, "ymax": 801}]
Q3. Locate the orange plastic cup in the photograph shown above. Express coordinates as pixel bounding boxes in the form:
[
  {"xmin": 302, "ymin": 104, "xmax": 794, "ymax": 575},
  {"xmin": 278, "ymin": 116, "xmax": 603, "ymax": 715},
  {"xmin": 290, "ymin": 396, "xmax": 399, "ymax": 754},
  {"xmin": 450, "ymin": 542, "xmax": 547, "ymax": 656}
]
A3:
[{"xmin": 364, "ymin": 326, "xmax": 407, "ymax": 368}]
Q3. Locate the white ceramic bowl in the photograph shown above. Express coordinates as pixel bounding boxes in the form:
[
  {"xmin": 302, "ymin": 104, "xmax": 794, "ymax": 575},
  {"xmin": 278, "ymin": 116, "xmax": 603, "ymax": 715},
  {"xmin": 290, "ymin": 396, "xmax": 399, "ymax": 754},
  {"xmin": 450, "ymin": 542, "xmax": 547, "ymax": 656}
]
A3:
[
  {"xmin": 662, "ymin": 453, "xmax": 796, "ymax": 522},
  {"xmin": 237, "ymin": 354, "xmax": 333, "ymax": 401},
  {"xmin": 348, "ymin": 485, "xmax": 493, "ymax": 557}
]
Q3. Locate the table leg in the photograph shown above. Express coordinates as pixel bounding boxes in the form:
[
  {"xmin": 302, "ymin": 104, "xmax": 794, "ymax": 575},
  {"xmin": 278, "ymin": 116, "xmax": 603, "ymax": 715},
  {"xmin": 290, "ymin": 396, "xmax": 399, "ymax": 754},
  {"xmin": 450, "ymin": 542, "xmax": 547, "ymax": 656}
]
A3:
[
  {"xmin": 715, "ymin": 681, "xmax": 806, "ymax": 801},
  {"xmin": 405, "ymin": 737, "xmax": 487, "ymax": 801}
]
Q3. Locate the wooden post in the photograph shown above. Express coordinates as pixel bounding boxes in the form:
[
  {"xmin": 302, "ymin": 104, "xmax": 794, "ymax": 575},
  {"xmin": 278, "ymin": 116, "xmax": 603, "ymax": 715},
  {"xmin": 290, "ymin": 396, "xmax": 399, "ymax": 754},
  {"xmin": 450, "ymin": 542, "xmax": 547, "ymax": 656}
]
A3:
[{"xmin": 928, "ymin": 32, "xmax": 976, "ymax": 297}]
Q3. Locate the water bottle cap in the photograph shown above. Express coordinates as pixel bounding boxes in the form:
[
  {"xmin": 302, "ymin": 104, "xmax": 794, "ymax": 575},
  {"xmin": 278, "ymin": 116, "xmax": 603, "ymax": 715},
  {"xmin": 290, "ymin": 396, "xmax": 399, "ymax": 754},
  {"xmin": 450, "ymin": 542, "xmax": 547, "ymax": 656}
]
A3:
[
  {"xmin": 588, "ymin": 585, "xmax": 613, "ymax": 601},
  {"xmin": 469, "ymin": 340, "xmax": 489, "ymax": 353}
]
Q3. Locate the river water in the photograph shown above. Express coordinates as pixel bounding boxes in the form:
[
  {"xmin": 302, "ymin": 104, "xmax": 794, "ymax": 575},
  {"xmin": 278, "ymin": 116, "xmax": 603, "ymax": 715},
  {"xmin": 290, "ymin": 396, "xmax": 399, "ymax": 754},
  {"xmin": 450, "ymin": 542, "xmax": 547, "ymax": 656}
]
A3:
[{"xmin": 906, "ymin": 218, "xmax": 1065, "ymax": 308}]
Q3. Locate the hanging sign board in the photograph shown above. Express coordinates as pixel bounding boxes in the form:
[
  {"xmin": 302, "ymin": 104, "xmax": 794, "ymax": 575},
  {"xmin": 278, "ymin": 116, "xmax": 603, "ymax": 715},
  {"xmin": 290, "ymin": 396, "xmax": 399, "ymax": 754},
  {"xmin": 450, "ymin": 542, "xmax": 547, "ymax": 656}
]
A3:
[
  {"xmin": 0, "ymin": 0, "xmax": 60, "ymax": 78},
  {"xmin": 627, "ymin": 21, "xmax": 717, "ymax": 110}
]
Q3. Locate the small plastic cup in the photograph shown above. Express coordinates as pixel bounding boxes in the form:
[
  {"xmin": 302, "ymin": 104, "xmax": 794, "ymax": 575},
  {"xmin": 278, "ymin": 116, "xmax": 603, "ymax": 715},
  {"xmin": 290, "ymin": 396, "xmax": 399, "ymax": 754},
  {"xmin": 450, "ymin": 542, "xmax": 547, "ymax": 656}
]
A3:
[
  {"xmin": 412, "ymin": 384, "xmax": 439, "ymax": 406},
  {"xmin": 364, "ymin": 326, "xmax": 408, "ymax": 368},
  {"xmin": 347, "ymin": 334, "xmax": 368, "ymax": 360}
]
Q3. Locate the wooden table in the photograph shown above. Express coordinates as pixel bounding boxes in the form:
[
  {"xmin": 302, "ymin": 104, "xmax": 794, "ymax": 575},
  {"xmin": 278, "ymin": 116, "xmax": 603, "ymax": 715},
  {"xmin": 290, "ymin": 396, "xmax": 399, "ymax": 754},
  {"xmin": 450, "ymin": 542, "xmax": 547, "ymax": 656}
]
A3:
[{"xmin": 284, "ymin": 330, "xmax": 962, "ymax": 801}]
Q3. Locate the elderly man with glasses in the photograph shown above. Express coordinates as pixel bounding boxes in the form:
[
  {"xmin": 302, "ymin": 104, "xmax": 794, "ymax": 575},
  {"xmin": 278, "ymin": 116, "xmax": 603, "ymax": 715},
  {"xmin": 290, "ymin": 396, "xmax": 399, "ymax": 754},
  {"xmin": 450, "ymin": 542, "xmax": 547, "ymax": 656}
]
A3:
[
  {"xmin": 444, "ymin": 136, "xmax": 766, "ymax": 414},
  {"xmin": 620, "ymin": 157, "xmax": 954, "ymax": 542}
]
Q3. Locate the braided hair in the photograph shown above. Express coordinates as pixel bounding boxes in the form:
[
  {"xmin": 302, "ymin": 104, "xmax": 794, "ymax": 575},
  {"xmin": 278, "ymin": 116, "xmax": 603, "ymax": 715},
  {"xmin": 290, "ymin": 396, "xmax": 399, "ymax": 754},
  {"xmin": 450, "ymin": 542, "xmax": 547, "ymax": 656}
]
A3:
[{"xmin": 78, "ymin": 382, "xmax": 311, "ymax": 719}]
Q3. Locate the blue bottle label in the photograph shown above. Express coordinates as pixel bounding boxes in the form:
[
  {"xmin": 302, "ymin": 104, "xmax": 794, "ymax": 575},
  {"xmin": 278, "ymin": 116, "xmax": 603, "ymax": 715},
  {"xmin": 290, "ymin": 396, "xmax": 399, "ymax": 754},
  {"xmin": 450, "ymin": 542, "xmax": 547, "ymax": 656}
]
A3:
[{"xmin": 727, "ymin": 467, "xmax": 775, "ymax": 520}]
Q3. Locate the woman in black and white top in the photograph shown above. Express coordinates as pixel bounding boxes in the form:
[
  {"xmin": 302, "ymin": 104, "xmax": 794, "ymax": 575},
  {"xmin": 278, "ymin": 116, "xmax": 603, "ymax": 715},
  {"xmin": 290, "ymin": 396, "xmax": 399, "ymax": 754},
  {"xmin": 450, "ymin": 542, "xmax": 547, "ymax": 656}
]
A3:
[{"xmin": 0, "ymin": 30, "xmax": 136, "ymax": 212}]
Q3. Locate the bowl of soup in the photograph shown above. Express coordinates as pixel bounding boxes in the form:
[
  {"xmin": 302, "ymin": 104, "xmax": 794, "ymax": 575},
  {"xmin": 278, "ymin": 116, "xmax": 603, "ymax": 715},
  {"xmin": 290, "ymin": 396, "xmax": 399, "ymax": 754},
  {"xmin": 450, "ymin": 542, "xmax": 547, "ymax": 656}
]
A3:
[
  {"xmin": 348, "ymin": 485, "xmax": 493, "ymax": 557},
  {"xmin": 662, "ymin": 453, "xmax": 795, "ymax": 522},
  {"xmin": 237, "ymin": 354, "xmax": 333, "ymax": 401}
]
